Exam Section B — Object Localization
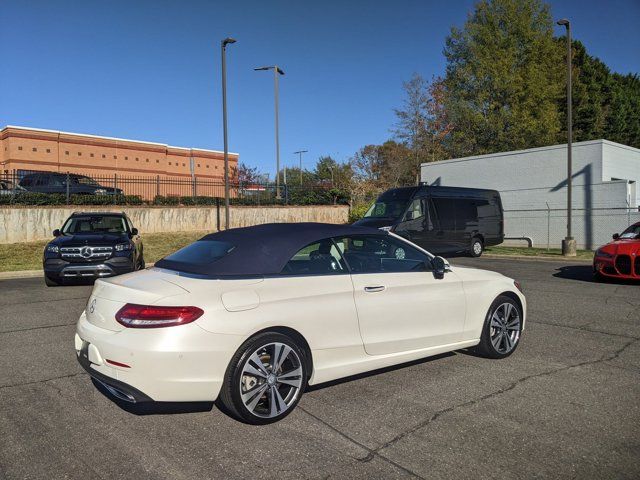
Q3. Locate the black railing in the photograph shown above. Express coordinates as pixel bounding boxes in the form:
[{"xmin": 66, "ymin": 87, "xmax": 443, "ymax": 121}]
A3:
[{"xmin": 0, "ymin": 169, "xmax": 349, "ymax": 206}]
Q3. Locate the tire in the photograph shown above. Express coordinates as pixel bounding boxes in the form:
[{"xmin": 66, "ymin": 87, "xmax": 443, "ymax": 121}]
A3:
[
  {"xmin": 474, "ymin": 295, "xmax": 522, "ymax": 359},
  {"xmin": 218, "ymin": 332, "xmax": 308, "ymax": 425},
  {"xmin": 44, "ymin": 275, "xmax": 61, "ymax": 287},
  {"xmin": 470, "ymin": 237, "xmax": 483, "ymax": 257}
]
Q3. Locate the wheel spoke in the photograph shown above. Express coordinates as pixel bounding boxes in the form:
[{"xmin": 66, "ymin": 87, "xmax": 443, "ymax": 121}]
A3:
[
  {"xmin": 269, "ymin": 386, "xmax": 286, "ymax": 416},
  {"xmin": 277, "ymin": 366, "xmax": 303, "ymax": 387},
  {"xmin": 506, "ymin": 318, "xmax": 520, "ymax": 330},
  {"xmin": 242, "ymin": 362, "xmax": 267, "ymax": 379},
  {"xmin": 271, "ymin": 343, "xmax": 292, "ymax": 374},
  {"xmin": 248, "ymin": 352, "xmax": 269, "ymax": 376},
  {"xmin": 491, "ymin": 332, "xmax": 502, "ymax": 349},
  {"xmin": 504, "ymin": 332, "xmax": 513, "ymax": 351},
  {"xmin": 490, "ymin": 317, "xmax": 502, "ymax": 329},
  {"xmin": 503, "ymin": 303, "xmax": 513, "ymax": 321},
  {"xmin": 242, "ymin": 384, "xmax": 268, "ymax": 412}
]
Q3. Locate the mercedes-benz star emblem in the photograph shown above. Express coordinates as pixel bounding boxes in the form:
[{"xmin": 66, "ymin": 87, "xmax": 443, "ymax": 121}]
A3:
[{"xmin": 81, "ymin": 246, "xmax": 92, "ymax": 258}]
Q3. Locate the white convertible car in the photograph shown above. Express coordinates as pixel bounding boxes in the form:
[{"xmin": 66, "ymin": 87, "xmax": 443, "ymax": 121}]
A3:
[{"xmin": 75, "ymin": 223, "xmax": 525, "ymax": 424}]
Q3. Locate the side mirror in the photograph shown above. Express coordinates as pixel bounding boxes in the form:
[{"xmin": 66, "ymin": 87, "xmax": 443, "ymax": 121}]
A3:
[
  {"xmin": 432, "ymin": 256, "xmax": 450, "ymax": 279},
  {"xmin": 52, "ymin": 229, "xmax": 61, "ymax": 237},
  {"xmin": 612, "ymin": 233, "xmax": 620, "ymax": 240},
  {"xmin": 131, "ymin": 227, "xmax": 138, "ymax": 236}
]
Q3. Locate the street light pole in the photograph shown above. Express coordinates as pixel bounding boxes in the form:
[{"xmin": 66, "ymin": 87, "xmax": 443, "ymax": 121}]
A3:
[
  {"xmin": 293, "ymin": 150, "xmax": 308, "ymax": 185},
  {"xmin": 221, "ymin": 37, "xmax": 236, "ymax": 230},
  {"xmin": 557, "ymin": 18, "xmax": 575, "ymax": 256},
  {"xmin": 255, "ymin": 65, "xmax": 285, "ymax": 199}
]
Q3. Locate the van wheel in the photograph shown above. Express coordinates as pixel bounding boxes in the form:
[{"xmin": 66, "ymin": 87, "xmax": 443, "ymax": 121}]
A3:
[{"xmin": 470, "ymin": 237, "xmax": 483, "ymax": 257}]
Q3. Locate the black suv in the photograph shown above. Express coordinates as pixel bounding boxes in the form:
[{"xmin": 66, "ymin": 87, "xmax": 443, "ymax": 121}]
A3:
[
  {"xmin": 43, "ymin": 212, "xmax": 144, "ymax": 286},
  {"xmin": 20, "ymin": 172, "xmax": 123, "ymax": 195}
]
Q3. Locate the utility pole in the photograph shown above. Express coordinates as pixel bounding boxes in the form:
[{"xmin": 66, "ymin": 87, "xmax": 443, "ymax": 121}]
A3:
[
  {"xmin": 293, "ymin": 150, "xmax": 307, "ymax": 185},
  {"xmin": 221, "ymin": 37, "xmax": 236, "ymax": 229}
]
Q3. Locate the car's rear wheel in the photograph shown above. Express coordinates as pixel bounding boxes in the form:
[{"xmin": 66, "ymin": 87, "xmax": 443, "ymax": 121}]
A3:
[
  {"xmin": 474, "ymin": 295, "xmax": 522, "ymax": 358},
  {"xmin": 470, "ymin": 237, "xmax": 484, "ymax": 257},
  {"xmin": 218, "ymin": 332, "xmax": 307, "ymax": 425},
  {"xmin": 44, "ymin": 275, "xmax": 61, "ymax": 287}
]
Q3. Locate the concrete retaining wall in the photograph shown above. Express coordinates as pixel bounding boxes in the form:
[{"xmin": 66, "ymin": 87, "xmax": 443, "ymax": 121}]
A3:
[{"xmin": 0, "ymin": 205, "xmax": 349, "ymax": 244}]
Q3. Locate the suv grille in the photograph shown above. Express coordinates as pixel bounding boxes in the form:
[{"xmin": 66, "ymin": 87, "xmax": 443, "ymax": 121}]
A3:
[
  {"xmin": 615, "ymin": 255, "xmax": 632, "ymax": 275},
  {"xmin": 60, "ymin": 246, "xmax": 113, "ymax": 260}
]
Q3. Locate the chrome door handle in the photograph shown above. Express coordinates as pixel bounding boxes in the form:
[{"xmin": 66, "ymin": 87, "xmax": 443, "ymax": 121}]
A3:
[{"xmin": 364, "ymin": 286, "xmax": 385, "ymax": 293}]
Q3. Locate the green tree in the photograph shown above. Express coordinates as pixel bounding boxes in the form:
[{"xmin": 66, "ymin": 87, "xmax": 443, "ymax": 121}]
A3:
[{"xmin": 442, "ymin": 0, "xmax": 564, "ymax": 156}]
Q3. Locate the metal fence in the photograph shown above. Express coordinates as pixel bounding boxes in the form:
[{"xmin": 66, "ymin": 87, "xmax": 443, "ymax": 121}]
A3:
[
  {"xmin": 0, "ymin": 169, "xmax": 348, "ymax": 206},
  {"xmin": 504, "ymin": 206, "xmax": 640, "ymax": 250}
]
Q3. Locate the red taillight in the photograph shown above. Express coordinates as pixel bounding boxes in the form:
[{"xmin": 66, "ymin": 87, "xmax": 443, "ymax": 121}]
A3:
[{"xmin": 115, "ymin": 304, "xmax": 204, "ymax": 328}]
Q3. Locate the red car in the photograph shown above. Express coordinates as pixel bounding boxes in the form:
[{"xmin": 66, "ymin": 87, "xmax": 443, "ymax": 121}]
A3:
[{"xmin": 593, "ymin": 222, "xmax": 640, "ymax": 280}]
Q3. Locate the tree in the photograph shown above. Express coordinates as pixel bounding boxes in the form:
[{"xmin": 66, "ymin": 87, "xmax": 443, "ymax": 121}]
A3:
[
  {"xmin": 232, "ymin": 163, "xmax": 262, "ymax": 186},
  {"xmin": 442, "ymin": 0, "xmax": 564, "ymax": 157}
]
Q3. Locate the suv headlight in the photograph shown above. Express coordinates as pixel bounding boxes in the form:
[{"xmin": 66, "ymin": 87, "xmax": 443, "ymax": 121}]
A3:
[
  {"xmin": 115, "ymin": 243, "xmax": 133, "ymax": 251},
  {"xmin": 379, "ymin": 226, "xmax": 393, "ymax": 232},
  {"xmin": 595, "ymin": 249, "xmax": 613, "ymax": 259},
  {"xmin": 46, "ymin": 245, "xmax": 59, "ymax": 253}
]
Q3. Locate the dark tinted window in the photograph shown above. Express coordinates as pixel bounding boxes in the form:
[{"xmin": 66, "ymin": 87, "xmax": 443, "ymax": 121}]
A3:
[
  {"xmin": 432, "ymin": 198, "xmax": 455, "ymax": 229},
  {"xmin": 163, "ymin": 240, "xmax": 235, "ymax": 264},
  {"xmin": 20, "ymin": 176, "xmax": 34, "ymax": 187},
  {"xmin": 62, "ymin": 215, "xmax": 127, "ymax": 234},
  {"xmin": 281, "ymin": 239, "xmax": 346, "ymax": 275},
  {"xmin": 455, "ymin": 199, "xmax": 478, "ymax": 225},
  {"xmin": 335, "ymin": 235, "xmax": 430, "ymax": 273},
  {"xmin": 620, "ymin": 224, "xmax": 640, "ymax": 239}
]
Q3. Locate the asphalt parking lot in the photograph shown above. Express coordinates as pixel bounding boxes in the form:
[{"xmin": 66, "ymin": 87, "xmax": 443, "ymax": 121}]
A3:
[{"xmin": 1, "ymin": 257, "xmax": 639, "ymax": 479}]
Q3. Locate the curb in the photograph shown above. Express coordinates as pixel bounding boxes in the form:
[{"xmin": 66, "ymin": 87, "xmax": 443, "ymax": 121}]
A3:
[{"xmin": 481, "ymin": 253, "xmax": 592, "ymax": 263}]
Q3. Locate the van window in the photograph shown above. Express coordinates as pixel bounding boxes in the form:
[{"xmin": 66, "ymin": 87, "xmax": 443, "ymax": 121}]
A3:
[
  {"xmin": 455, "ymin": 199, "xmax": 478, "ymax": 225},
  {"xmin": 404, "ymin": 198, "xmax": 424, "ymax": 221},
  {"xmin": 432, "ymin": 198, "xmax": 455, "ymax": 230}
]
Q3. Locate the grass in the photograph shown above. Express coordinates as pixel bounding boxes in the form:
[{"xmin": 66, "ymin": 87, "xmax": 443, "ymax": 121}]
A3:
[
  {"xmin": 0, "ymin": 230, "xmax": 210, "ymax": 272},
  {"xmin": 484, "ymin": 245, "xmax": 593, "ymax": 260}
]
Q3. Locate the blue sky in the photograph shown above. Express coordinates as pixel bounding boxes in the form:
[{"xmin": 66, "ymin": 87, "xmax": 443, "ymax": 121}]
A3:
[{"xmin": 1, "ymin": 0, "xmax": 638, "ymax": 177}]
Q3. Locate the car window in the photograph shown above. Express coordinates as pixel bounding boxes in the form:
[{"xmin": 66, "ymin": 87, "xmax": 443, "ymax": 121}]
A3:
[
  {"xmin": 163, "ymin": 240, "xmax": 235, "ymax": 264},
  {"xmin": 20, "ymin": 176, "xmax": 33, "ymax": 187},
  {"xmin": 281, "ymin": 239, "xmax": 346, "ymax": 275},
  {"xmin": 334, "ymin": 235, "xmax": 430, "ymax": 273},
  {"xmin": 620, "ymin": 224, "xmax": 640, "ymax": 239}
]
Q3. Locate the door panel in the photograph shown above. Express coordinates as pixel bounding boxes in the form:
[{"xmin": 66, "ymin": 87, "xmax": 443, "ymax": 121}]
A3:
[{"xmin": 351, "ymin": 271, "xmax": 466, "ymax": 355}]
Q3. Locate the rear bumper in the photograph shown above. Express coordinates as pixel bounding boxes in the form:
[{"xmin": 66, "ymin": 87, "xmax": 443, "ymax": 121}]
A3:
[{"xmin": 75, "ymin": 312, "xmax": 244, "ymax": 402}]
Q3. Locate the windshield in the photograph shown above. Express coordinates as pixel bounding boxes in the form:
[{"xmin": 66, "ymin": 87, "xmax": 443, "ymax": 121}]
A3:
[
  {"xmin": 363, "ymin": 200, "xmax": 409, "ymax": 219},
  {"xmin": 62, "ymin": 216, "xmax": 127, "ymax": 235},
  {"xmin": 619, "ymin": 224, "xmax": 640, "ymax": 239},
  {"xmin": 72, "ymin": 176, "xmax": 99, "ymax": 186}
]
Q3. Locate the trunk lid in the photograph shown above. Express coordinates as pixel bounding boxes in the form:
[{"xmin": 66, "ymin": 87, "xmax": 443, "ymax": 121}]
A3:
[{"xmin": 86, "ymin": 269, "xmax": 190, "ymax": 331}]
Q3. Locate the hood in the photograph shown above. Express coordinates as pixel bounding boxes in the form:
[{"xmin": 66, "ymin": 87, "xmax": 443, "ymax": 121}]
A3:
[
  {"xmin": 50, "ymin": 232, "xmax": 129, "ymax": 246},
  {"xmin": 352, "ymin": 217, "xmax": 397, "ymax": 229},
  {"xmin": 598, "ymin": 238, "xmax": 640, "ymax": 255}
]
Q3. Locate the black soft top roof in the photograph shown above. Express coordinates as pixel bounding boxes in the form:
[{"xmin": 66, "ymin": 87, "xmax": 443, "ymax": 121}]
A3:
[{"xmin": 155, "ymin": 222, "xmax": 384, "ymax": 277}]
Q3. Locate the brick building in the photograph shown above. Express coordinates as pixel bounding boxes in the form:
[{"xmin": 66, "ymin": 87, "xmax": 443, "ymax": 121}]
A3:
[{"xmin": 0, "ymin": 125, "xmax": 239, "ymax": 182}]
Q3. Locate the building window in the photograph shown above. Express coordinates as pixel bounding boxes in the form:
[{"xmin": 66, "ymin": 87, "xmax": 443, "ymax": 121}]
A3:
[
  {"xmin": 113, "ymin": 155, "xmax": 117, "ymax": 159},
  {"xmin": 90, "ymin": 153, "xmax": 94, "ymax": 157},
  {"xmin": 146, "ymin": 159, "xmax": 149, "ymax": 162},
  {"xmin": 46, "ymin": 149, "xmax": 51, "ymax": 153},
  {"xmin": 78, "ymin": 152, "xmax": 82, "ymax": 156},
  {"xmin": 182, "ymin": 163, "xmax": 186, "ymax": 167},
  {"xmin": 102, "ymin": 154, "xmax": 106, "ymax": 158},
  {"xmin": 18, "ymin": 146, "xmax": 23, "ymax": 150},
  {"xmin": 135, "ymin": 157, "xmax": 139, "ymax": 161},
  {"xmin": 65, "ymin": 151, "xmax": 69, "ymax": 155},
  {"xmin": 169, "ymin": 162, "xmax": 172, "ymax": 166},
  {"xmin": 32, "ymin": 147, "xmax": 37, "ymax": 152},
  {"xmin": 125, "ymin": 156, "xmax": 128, "ymax": 160},
  {"xmin": 156, "ymin": 159, "xmax": 159, "ymax": 163},
  {"xmin": 206, "ymin": 165, "xmax": 210, "ymax": 168},
  {"xmin": 197, "ymin": 164, "xmax": 201, "ymax": 167},
  {"xmin": 215, "ymin": 165, "xmax": 218, "ymax": 169}
]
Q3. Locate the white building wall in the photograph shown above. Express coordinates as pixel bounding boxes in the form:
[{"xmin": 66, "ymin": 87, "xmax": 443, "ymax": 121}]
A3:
[{"xmin": 420, "ymin": 140, "xmax": 640, "ymax": 249}]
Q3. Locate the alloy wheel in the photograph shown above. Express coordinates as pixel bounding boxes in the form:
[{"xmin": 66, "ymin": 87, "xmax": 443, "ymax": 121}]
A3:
[
  {"xmin": 239, "ymin": 342, "xmax": 304, "ymax": 419},
  {"xmin": 489, "ymin": 302, "xmax": 521, "ymax": 354}
]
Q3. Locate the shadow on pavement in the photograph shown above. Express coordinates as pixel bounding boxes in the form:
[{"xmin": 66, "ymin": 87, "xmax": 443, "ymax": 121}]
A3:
[{"xmin": 553, "ymin": 265, "xmax": 639, "ymax": 285}]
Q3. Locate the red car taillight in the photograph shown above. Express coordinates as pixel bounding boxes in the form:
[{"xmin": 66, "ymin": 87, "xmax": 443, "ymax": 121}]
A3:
[{"xmin": 115, "ymin": 304, "xmax": 204, "ymax": 328}]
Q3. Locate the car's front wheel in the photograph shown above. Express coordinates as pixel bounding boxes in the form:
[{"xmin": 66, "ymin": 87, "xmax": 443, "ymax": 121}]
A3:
[
  {"xmin": 474, "ymin": 295, "xmax": 522, "ymax": 358},
  {"xmin": 44, "ymin": 275, "xmax": 61, "ymax": 287},
  {"xmin": 218, "ymin": 332, "xmax": 308, "ymax": 424}
]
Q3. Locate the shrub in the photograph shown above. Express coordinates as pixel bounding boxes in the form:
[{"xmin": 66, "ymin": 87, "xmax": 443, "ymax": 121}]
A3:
[{"xmin": 348, "ymin": 203, "xmax": 370, "ymax": 223}]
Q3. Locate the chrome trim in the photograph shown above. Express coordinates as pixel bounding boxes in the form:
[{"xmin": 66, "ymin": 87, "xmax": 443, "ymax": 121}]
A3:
[
  {"xmin": 60, "ymin": 245, "xmax": 113, "ymax": 260},
  {"xmin": 60, "ymin": 264, "xmax": 116, "ymax": 278}
]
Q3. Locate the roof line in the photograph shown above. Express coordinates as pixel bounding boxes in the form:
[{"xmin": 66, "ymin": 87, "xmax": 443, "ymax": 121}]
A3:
[{"xmin": 1, "ymin": 125, "xmax": 239, "ymax": 156}]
